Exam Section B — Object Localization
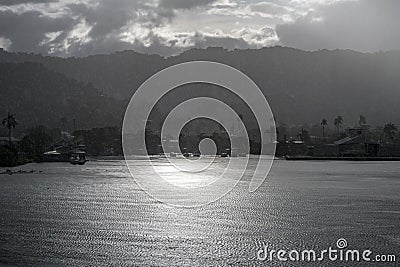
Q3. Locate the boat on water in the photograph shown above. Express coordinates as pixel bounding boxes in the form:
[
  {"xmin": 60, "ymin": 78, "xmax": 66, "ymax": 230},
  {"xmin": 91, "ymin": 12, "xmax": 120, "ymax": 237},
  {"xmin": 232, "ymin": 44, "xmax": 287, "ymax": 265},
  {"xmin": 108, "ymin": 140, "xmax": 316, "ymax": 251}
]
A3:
[
  {"xmin": 43, "ymin": 121, "xmax": 87, "ymax": 165},
  {"xmin": 220, "ymin": 152, "xmax": 229, "ymax": 157},
  {"xmin": 42, "ymin": 150, "xmax": 70, "ymax": 162},
  {"xmin": 69, "ymin": 151, "xmax": 87, "ymax": 165},
  {"xmin": 69, "ymin": 119, "xmax": 87, "ymax": 165}
]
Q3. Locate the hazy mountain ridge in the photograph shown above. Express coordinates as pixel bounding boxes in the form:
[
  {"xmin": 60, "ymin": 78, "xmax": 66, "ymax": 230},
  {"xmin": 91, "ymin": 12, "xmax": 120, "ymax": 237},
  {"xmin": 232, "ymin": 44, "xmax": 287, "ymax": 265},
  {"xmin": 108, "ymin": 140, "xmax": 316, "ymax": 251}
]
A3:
[
  {"xmin": 1, "ymin": 47, "xmax": 400, "ymax": 130},
  {"xmin": 0, "ymin": 61, "xmax": 125, "ymax": 134}
]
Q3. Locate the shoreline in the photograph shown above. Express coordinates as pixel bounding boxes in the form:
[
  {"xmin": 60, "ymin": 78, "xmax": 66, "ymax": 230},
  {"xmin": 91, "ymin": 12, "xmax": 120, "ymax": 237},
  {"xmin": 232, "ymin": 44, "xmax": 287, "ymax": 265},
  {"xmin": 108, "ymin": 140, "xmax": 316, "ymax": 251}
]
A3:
[{"xmin": 285, "ymin": 156, "xmax": 400, "ymax": 161}]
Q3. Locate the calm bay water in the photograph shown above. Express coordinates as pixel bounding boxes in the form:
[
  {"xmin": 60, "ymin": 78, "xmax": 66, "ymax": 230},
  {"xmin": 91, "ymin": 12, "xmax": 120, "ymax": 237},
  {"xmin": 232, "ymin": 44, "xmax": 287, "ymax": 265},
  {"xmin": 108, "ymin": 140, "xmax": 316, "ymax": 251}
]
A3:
[{"xmin": 0, "ymin": 159, "xmax": 399, "ymax": 266}]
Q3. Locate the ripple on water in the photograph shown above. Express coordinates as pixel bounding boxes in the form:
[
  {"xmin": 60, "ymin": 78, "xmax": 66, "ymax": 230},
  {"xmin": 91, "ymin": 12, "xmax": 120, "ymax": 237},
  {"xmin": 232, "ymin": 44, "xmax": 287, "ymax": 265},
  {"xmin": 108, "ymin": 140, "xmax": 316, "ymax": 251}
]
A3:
[{"xmin": 0, "ymin": 159, "xmax": 399, "ymax": 266}]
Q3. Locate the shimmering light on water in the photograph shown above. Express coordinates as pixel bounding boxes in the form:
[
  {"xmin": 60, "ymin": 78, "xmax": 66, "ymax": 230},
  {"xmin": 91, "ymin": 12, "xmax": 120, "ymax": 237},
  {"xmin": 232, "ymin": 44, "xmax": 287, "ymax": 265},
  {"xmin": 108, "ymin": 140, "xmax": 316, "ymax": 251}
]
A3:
[{"xmin": 0, "ymin": 159, "xmax": 399, "ymax": 266}]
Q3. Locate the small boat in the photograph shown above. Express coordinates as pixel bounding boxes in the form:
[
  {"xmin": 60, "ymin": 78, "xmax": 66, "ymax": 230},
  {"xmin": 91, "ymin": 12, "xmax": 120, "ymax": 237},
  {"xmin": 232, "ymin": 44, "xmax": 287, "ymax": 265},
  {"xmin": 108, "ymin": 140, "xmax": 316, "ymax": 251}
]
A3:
[
  {"xmin": 220, "ymin": 152, "xmax": 229, "ymax": 157},
  {"xmin": 42, "ymin": 150, "xmax": 70, "ymax": 162},
  {"xmin": 221, "ymin": 148, "xmax": 230, "ymax": 157},
  {"xmin": 69, "ymin": 119, "xmax": 87, "ymax": 165},
  {"xmin": 70, "ymin": 151, "xmax": 87, "ymax": 165}
]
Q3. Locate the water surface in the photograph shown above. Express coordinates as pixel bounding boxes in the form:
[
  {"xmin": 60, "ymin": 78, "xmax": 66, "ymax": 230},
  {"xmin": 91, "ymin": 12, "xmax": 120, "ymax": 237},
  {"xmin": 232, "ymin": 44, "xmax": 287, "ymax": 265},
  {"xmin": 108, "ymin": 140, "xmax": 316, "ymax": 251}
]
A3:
[{"xmin": 0, "ymin": 159, "xmax": 399, "ymax": 266}]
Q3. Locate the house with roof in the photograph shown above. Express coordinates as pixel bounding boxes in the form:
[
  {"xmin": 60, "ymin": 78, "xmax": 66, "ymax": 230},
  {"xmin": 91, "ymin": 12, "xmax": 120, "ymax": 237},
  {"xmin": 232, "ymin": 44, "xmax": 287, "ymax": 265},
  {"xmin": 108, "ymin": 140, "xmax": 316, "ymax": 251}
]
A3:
[{"xmin": 334, "ymin": 127, "xmax": 380, "ymax": 156}]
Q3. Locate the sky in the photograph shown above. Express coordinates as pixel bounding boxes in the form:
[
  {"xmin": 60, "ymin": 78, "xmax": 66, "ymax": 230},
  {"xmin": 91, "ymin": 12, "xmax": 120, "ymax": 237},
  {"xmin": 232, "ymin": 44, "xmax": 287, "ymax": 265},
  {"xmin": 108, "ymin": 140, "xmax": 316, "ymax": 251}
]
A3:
[{"xmin": 0, "ymin": 0, "xmax": 399, "ymax": 57}]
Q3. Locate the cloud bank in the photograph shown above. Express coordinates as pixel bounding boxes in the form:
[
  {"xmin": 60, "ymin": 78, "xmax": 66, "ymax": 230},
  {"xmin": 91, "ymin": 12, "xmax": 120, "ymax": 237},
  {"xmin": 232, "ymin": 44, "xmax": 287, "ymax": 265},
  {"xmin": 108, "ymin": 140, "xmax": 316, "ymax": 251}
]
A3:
[
  {"xmin": 276, "ymin": 0, "xmax": 400, "ymax": 52},
  {"xmin": 0, "ymin": 0, "xmax": 399, "ymax": 56}
]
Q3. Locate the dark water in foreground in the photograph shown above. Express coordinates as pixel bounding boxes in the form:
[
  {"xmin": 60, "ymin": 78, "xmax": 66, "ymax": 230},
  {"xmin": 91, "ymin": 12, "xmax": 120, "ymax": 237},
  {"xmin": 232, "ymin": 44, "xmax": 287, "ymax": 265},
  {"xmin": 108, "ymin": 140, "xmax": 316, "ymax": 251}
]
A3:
[{"xmin": 0, "ymin": 159, "xmax": 399, "ymax": 266}]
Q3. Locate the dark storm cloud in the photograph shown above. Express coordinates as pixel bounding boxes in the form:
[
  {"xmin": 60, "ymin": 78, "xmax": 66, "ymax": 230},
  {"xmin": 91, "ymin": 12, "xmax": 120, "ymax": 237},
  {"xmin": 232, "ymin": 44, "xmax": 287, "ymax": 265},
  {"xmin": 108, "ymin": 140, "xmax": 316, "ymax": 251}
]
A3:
[
  {"xmin": 63, "ymin": 0, "xmax": 175, "ymax": 56},
  {"xmin": 191, "ymin": 32, "xmax": 253, "ymax": 50},
  {"xmin": 0, "ymin": 9, "xmax": 75, "ymax": 53},
  {"xmin": 0, "ymin": 0, "xmax": 173, "ymax": 56},
  {"xmin": 68, "ymin": 0, "xmax": 140, "ymax": 39},
  {"xmin": 63, "ymin": 0, "xmax": 230, "ymax": 56},
  {"xmin": 0, "ymin": 0, "xmax": 56, "ymax": 5},
  {"xmin": 1, "ymin": 0, "xmax": 399, "ymax": 57},
  {"xmin": 276, "ymin": 0, "xmax": 400, "ymax": 52}
]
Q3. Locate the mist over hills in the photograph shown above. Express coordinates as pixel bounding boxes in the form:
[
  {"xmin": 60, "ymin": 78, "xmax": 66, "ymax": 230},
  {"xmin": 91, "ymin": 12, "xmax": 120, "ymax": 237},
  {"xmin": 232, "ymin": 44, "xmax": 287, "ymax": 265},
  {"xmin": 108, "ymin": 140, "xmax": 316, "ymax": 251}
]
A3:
[
  {"xmin": 1, "ymin": 47, "xmax": 400, "ymax": 134},
  {"xmin": 0, "ymin": 62, "xmax": 125, "ymax": 135}
]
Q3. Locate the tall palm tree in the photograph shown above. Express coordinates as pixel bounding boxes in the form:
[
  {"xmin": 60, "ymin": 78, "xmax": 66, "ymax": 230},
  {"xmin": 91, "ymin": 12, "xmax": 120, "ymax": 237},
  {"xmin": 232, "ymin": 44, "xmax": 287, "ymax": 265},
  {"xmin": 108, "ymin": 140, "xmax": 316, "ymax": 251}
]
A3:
[
  {"xmin": 383, "ymin": 123, "xmax": 397, "ymax": 144},
  {"xmin": 334, "ymin": 118, "xmax": 340, "ymax": 135},
  {"xmin": 2, "ymin": 112, "xmax": 17, "ymax": 144},
  {"xmin": 359, "ymin": 115, "xmax": 367, "ymax": 126},
  {"xmin": 338, "ymin": 116, "xmax": 343, "ymax": 127},
  {"xmin": 297, "ymin": 128, "xmax": 309, "ymax": 143},
  {"xmin": 321, "ymin": 118, "xmax": 328, "ymax": 142},
  {"xmin": 334, "ymin": 116, "xmax": 343, "ymax": 135}
]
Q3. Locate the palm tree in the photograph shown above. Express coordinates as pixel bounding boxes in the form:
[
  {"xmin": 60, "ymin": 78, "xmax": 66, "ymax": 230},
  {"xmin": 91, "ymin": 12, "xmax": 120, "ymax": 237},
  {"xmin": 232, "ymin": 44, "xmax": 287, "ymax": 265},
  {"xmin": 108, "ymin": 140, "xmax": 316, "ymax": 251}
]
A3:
[
  {"xmin": 297, "ymin": 128, "xmax": 310, "ymax": 143},
  {"xmin": 338, "ymin": 116, "xmax": 343, "ymax": 127},
  {"xmin": 383, "ymin": 123, "xmax": 397, "ymax": 144},
  {"xmin": 2, "ymin": 112, "xmax": 17, "ymax": 145},
  {"xmin": 321, "ymin": 118, "xmax": 328, "ymax": 142},
  {"xmin": 359, "ymin": 115, "xmax": 367, "ymax": 126},
  {"xmin": 334, "ymin": 116, "xmax": 343, "ymax": 135},
  {"xmin": 334, "ymin": 118, "xmax": 340, "ymax": 135}
]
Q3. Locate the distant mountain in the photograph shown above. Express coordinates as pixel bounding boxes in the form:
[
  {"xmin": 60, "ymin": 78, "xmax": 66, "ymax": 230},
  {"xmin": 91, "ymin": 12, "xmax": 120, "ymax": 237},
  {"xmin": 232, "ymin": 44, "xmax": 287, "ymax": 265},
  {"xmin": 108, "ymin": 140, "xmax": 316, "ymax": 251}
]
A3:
[
  {"xmin": 0, "ymin": 62, "xmax": 125, "ymax": 135},
  {"xmin": 1, "ymin": 47, "xmax": 400, "ymax": 129}
]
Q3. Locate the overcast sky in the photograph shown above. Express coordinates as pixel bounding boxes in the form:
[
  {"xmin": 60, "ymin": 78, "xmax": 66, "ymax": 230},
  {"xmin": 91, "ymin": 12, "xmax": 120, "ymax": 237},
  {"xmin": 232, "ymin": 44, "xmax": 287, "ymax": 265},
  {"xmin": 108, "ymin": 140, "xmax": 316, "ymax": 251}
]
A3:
[{"xmin": 0, "ymin": 0, "xmax": 399, "ymax": 57}]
